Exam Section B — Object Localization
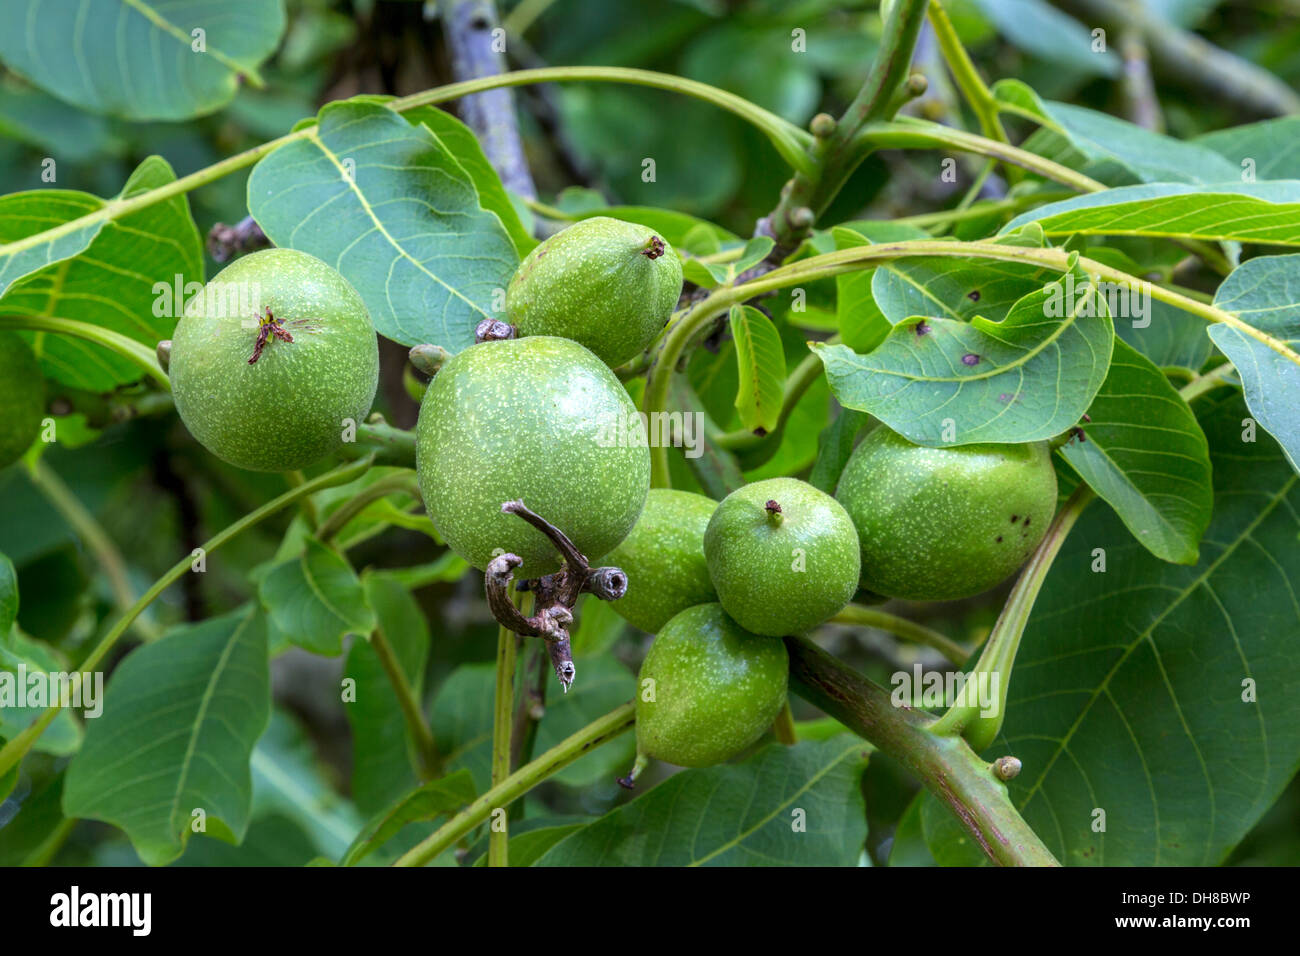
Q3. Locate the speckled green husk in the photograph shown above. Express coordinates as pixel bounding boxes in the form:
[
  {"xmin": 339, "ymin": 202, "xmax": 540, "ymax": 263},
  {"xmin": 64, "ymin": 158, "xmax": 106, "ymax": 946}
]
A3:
[
  {"xmin": 169, "ymin": 249, "xmax": 378, "ymax": 472},
  {"xmin": 704, "ymin": 477, "xmax": 860, "ymax": 637},
  {"xmin": 636, "ymin": 603, "xmax": 788, "ymax": 768},
  {"xmin": 505, "ymin": 216, "xmax": 684, "ymax": 368},
  {"xmin": 0, "ymin": 333, "xmax": 45, "ymax": 468},
  {"xmin": 416, "ymin": 335, "xmax": 650, "ymax": 578},
  {"xmin": 602, "ymin": 489, "xmax": 717, "ymax": 633},
  {"xmin": 835, "ymin": 426, "xmax": 1058, "ymax": 601}
]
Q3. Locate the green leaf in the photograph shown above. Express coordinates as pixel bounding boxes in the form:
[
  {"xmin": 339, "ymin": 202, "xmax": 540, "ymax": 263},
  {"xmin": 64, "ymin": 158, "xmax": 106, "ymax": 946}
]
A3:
[
  {"xmin": 3, "ymin": 156, "xmax": 203, "ymax": 390},
  {"xmin": 388, "ymin": 102, "xmax": 536, "ymax": 260},
  {"xmin": 344, "ymin": 572, "xmax": 431, "ymax": 816},
  {"xmin": 994, "ymin": 80, "xmax": 1237, "ymax": 185},
  {"xmin": 534, "ymin": 738, "xmax": 869, "ymax": 866},
  {"xmin": 259, "ymin": 538, "xmax": 375, "ymax": 656},
  {"xmin": 1195, "ymin": 117, "xmax": 1300, "ymax": 182},
  {"xmin": 0, "ymin": 552, "xmax": 16, "ymax": 636},
  {"xmin": 831, "ymin": 221, "xmax": 930, "ymax": 354},
  {"xmin": 62, "ymin": 610, "xmax": 271, "ymax": 866},
  {"xmin": 814, "ymin": 262, "xmax": 1114, "ymax": 446},
  {"xmin": 887, "ymin": 794, "xmax": 938, "ymax": 867},
  {"xmin": 1209, "ymin": 254, "xmax": 1300, "ymax": 474},
  {"xmin": 729, "ymin": 304, "xmax": 786, "ymax": 435},
  {"xmin": 0, "ymin": 0, "xmax": 286, "ymax": 121},
  {"xmin": 972, "ymin": 1, "xmax": 1120, "ymax": 78},
  {"xmin": 339, "ymin": 769, "xmax": 476, "ymax": 867},
  {"xmin": 1001, "ymin": 182, "xmax": 1300, "ymax": 245},
  {"xmin": 485, "ymin": 822, "xmax": 587, "ymax": 868},
  {"xmin": 248, "ymin": 98, "xmax": 519, "ymax": 350},
  {"xmin": 0, "ymin": 190, "xmax": 103, "ymax": 300},
  {"xmin": 1001, "ymin": 393, "xmax": 1300, "ymax": 864},
  {"xmin": 1060, "ymin": 339, "xmax": 1213, "ymax": 564},
  {"xmin": 0, "ymin": 628, "xmax": 82, "ymax": 756}
]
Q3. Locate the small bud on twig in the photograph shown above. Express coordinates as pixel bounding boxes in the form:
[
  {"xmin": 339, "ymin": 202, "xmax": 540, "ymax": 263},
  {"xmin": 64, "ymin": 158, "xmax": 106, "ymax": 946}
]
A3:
[
  {"xmin": 993, "ymin": 756, "xmax": 1022, "ymax": 781},
  {"xmin": 475, "ymin": 319, "xmax": 516, "ymax": 343}
]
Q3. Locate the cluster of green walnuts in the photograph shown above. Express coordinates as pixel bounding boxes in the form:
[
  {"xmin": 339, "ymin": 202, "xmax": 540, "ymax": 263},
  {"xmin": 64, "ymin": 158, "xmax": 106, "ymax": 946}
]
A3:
[{"xmin": 69, "ymin": 214, "xmax": 1058, "ymax": 780}]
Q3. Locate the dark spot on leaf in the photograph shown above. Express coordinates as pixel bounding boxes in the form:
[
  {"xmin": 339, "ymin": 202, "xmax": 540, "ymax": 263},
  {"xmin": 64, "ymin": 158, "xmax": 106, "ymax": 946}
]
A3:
[
  {"xmin": 753, "ymin": 427, "xmax": 768, "ymax": 437},
  {"xmin": 1023, "ymin": 516, "xmax": 1031, "ymax": 526},
  {"xmin": 962, "ymin": 353, "xmax": 980, "ymax": 366},
  {"xmin": 1010, "ymin": 515, "xmax": 1018, "ymax": 523},
  {"xmin": 915, "ymin": 320, "xmax": 931, "ymax": 337},
  {"xmin": 996, "ymin": 536, "xmax": 1003, "ymax": 543},
  {"xmin": 968, "ymin": 290, "xmax": 980, "ymax": 302}
]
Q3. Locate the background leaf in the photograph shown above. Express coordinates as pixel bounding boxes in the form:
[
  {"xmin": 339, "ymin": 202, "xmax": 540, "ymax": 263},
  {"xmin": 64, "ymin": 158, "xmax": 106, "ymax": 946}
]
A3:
[
  {"xmin": 62, "ymin": 609, "xmax": 271, "ymax": 866},
  {"xmin": 248, "ymin": 98, "xmax": 519, "ymax": 350},
  {"xmin": 534, "ymin": 738, "xmax": 869, "ymax": 866},
  {"xmin": 972, "ymin": 1, "xmax": 1120, "ymax": 78},
  {"xmin": 0, "ymin": 0, "xmax": 287, "ymax": 121},
  {"xmin": 1060, "ymin": 339, "xmax": 1213, "ymax": 564}
]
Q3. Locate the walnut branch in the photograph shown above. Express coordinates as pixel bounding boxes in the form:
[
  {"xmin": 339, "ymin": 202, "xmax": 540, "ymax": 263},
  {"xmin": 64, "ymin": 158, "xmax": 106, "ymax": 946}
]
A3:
[{"xmin": 483, "ymin": 500, "xmax": 627, "ymax": 692}]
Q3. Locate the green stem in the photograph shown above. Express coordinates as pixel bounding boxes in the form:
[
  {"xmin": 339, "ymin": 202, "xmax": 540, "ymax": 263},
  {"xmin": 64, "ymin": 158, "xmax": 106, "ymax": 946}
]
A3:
[
  {"xmin": 28, "ymin": 460, "xmax": 160, "ymax": 642},
  {"xmin": 1179, "ymin": 365, "xmax": 1236, "ymax": 404},
  {"xmin": 369, "ymin": 618, "xmax": 440, "ymax": 780},
  {"xmin": 772, "ymin": 701, "xmax": 798, "ymax": 745},
  {"xmin": 316, "ymin": 472, "xmax": 419, "ymax": 543},
  {"xmin": 931, "ymin": 485, "xmax": 1094, "ymax": 749},
  {"xmin": 831, "ymin": 604, "xmax": 971, "ymax": 666},
  {"xmin": 785, "ymin": 635, "xmax": 1058, "ymax": 866},
  {"xmin": 488, "ymin": 592, "xmax": 519, "ymax": 867},
  {"xmin": 0, "ymin": 456, "xmax": 375, "ymax": 779},
  {"xmin": 394, "ymin": 701, "xmax": 636, "ymax": 866},
  {"xmin": 284, "ymin": 470, "xmax": 319, "ymax": 531},
  {"xmin": 926, "ymin": 0, "xmax": 1014, "ymax": 156},
  {"xmin": 340, "ymin": 421, "xmax": 418, "ymax": 468},
  {"xmin": 0, "ymin": 316, "xmax": 169, "ymax": 388},
  {"xmin": 860, "ymin": 118, "xmax": 1105, "ymax": 192}
]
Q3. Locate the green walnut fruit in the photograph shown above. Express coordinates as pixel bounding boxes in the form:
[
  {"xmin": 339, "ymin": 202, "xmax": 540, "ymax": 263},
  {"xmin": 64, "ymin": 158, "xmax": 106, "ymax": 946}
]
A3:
[
  {"xmin": 0, "ymin": 333, "xmax": 45, "ymax": 468},
  {"xmin": 835, "ymin": 426, "xmax": 1058, "ymax": 601},
  {"xmin": 704, "ymin": 477, "xmax": 860, "ymax": 637},
  {"xmin": 636, "ymin": 603, "xmax": 788, "ymax": 768},
  {"xmin": 169, "ymin": 249, "xmax": 378, "ymax": 472},
  {"xmin": 602, "ymin": 489, "xmax": 717, "ymax": 633},
  {"xmin": 416, "ymin": 335, "xmax": 649, "ymax": 577},
  {"xmin": 505, "ymin": 216, "xmax": 684, "ymax": 368}
]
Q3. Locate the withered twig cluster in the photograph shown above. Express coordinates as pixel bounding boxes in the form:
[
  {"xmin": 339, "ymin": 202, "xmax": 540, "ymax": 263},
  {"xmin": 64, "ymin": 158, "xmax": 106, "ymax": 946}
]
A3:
[{"xmin": 483, "ymin": 500, "xmax": 627, "ymax": 692}]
